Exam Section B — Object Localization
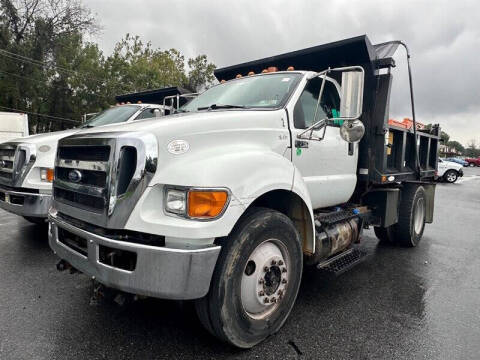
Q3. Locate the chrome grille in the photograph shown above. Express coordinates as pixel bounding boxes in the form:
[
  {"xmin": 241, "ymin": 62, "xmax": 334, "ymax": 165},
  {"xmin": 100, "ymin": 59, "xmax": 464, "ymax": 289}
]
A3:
[
  {"xmin": 54, "ymin": 145, "xmax": 111, "ymax": 213},
  {"xmin": 52, "ymin": 132, "xmax": 158, "ymax": 229},
  {"xmin": 0, "ymin": 145, "xmax": 16, "ymax": 181},
  {"xmin": 0, "ymin": 143, "xmax": 35, "ymax": 187}
]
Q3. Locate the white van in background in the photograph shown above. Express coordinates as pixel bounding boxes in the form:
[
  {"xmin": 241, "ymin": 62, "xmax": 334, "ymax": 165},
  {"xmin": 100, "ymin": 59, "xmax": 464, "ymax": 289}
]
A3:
[{"xmin": 0, "ymin": 112, "xmax": 29, "ymax": 143}]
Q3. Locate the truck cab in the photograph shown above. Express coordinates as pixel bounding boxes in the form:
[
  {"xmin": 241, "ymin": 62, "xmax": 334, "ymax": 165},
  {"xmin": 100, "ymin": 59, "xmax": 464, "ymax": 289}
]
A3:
[{"xmin": 47, "ymin": 35, "xmax": 440, "ymax": 348}]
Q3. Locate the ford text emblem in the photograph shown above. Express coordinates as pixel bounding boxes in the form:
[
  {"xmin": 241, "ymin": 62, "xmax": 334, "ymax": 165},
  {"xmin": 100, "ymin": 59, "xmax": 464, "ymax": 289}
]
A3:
[{"xmin": 68, "ymin": 169, "xmax": 82, "ymax": 183}]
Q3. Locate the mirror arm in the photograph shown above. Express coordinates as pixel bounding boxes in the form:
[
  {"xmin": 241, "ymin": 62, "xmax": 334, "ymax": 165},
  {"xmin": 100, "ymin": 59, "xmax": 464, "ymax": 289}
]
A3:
[{"xmin": 297, "ymin": 117, "xmax": 328, "ymax": 139}]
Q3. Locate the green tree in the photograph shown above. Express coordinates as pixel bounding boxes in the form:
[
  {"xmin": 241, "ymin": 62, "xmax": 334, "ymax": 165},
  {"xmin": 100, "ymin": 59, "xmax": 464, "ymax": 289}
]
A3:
[{"xmin": 447, "ymin": 140, "xmax": 465, "ymax": 155}]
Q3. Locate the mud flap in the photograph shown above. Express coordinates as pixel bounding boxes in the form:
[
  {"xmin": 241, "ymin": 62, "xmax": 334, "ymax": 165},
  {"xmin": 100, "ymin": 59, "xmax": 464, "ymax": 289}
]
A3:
[{"xmin": 422, "ymin": 183, "xmax": 436, "ymax": 224}]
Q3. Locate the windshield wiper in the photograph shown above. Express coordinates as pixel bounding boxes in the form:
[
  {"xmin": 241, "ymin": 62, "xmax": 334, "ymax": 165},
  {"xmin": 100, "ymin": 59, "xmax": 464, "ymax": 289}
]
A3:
[{"xmin": 197, "ymin": 104, "xmax": 247, "ymax": 111}]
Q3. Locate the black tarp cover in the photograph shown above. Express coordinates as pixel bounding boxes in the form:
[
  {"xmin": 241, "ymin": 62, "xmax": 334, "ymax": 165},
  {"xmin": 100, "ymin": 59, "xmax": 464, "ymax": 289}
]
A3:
[
  {"xmin": 115, "ymin": 86, "xmax": 189, "ymax": 105},
  {"xmin": 214, "ymin": 35, "xmax": 403, "ymax": 81}
]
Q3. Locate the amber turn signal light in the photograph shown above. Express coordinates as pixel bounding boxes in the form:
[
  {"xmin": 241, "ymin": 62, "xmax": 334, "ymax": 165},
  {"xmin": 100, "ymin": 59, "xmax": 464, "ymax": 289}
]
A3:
[
  {"xmin": 188, "ymin": 191, "xmax": 228, "ymax": 218},
  {"xmin": 46, "ymin": 168, "xmax": 54, "ymax": 182}
]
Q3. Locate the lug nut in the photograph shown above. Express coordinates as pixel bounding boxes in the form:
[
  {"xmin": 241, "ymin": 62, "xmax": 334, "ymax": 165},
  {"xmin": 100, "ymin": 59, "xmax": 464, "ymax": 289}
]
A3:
[
  {"xmin": 271, "ymin": 260, "xmax": 277, "ymax": 266},
  {"xmin": 264, "ymin": 298, "xmax": 270, "ymax": 304},
  {"xmin": 271, "ymin": 297, "xmax": 277, "ymax": 303},
  {"xmin": 258, "ymin": 290, "xmax": 264, "ymax": 296},
  {"xmin": 282, "ymin": 267, "xmax": 287, "ymax": 273},
  {"xmin": 278, "ymin": 260, "xmax": 284, "ymax": 266},
  {"xmin": 264, "ymin": 266, "xmax": 269, "ymax": 272},
  {"xmin": 258, "ymin": 278, "xmax": 264, "ymax": 285},
  {"xmin": 277, "ymin": 290, "xmax": 283, "ymax": 296},
  {"xmin": 282, "ymin": 279, "xmax": 287, "ymax": 284}
]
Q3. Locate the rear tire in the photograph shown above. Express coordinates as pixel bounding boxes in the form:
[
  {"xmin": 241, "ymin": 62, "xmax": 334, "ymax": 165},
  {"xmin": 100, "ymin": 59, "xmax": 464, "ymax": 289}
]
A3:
[
  {"xmin": 469, "ymin": 163, "xmax": 475, "ymax": 167},
  {"xmin": 443, "ymin": 170, "xmax": 458, "ymax": 183},
  {"xmin": 195, "ymin": 207, "xmax": 303, "ymax": 348},
  {"xmin": 396, "ymin": 185, "xmax": 426, "ymax": 247}
]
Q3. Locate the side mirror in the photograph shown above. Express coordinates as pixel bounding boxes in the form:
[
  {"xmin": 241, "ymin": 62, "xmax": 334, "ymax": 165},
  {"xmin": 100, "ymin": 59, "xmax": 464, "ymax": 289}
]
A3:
[
  {"xmin": 340, "ymin": 70, "xmax": 364, "ymax": 119},
  {"xmin": 340, "ymin": 119, "xmax": 365, "ymax": 143}
]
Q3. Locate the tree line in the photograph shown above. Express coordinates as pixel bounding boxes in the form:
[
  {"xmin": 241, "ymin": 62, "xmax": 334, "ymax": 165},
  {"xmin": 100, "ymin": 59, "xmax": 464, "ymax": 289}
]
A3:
[{"xmin": 0, "ymin": 0, "xmax": 216, "ymax": 133}]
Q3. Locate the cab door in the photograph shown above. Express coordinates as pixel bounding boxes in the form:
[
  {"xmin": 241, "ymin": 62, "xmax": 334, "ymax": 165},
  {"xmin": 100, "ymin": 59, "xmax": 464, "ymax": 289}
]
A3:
[{"xmin": 289, "ymin": 76, "xmax": 358, "ymax": 209}]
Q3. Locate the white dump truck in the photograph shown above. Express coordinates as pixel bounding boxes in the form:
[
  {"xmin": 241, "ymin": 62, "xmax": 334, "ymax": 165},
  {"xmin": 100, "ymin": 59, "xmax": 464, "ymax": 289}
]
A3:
[
  {"xmin": 0, "ymin": 87, "xmax": 188, "ymax": 224},
  {"xmin": 48, "ymin": 36, "xmax": 440, "ymax": 348},
  {"xmin": 0, "ymin": 111, "xmax": 29, "ymax": 143}
]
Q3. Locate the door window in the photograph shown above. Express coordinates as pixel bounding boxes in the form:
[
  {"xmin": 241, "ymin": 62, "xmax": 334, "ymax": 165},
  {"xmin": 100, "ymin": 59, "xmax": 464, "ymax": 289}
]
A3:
[
  {"xmin": 134, "ymin": 108, "xmax": 163, "ymax": 121},
  {"xmin": 293, "ymin": 78, "xmax": 340, "ymax": 129}
]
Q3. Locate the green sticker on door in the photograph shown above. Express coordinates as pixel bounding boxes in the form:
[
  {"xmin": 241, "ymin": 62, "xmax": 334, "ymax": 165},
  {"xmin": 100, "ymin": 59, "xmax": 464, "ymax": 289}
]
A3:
[{"xmin": 296, "ymin": 148, "xmax": 302, "ymax": 156}]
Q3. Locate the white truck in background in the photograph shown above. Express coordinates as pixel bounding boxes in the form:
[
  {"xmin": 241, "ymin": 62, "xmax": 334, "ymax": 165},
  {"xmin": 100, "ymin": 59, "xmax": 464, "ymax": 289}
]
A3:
[
  {"xmin": 0, "ymin": 111, "xmax": 29, "ymax": 143},
  {"xmin": 0, "ymin": 87, "xmax": 188, "ymax": 224},
  {"xmin": 48, "ymin": 36, "xmax": 440, "ymax": 348}
]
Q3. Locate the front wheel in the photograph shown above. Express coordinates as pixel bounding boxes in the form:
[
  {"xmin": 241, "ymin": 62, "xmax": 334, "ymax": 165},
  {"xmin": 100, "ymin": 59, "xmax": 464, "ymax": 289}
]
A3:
[
  {"xmin": 195, "ymin": 208, "xmax": 303, "ymax": 348},
  {"xmin": 443, "ymin": 170, "xmax": 458, "ymax": 183}
]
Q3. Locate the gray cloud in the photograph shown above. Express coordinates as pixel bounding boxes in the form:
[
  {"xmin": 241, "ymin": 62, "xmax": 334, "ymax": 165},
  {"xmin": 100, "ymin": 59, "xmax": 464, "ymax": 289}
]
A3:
[{"xmin": 83, "ymin": 0, "xmax": 480, "ymax": 145}]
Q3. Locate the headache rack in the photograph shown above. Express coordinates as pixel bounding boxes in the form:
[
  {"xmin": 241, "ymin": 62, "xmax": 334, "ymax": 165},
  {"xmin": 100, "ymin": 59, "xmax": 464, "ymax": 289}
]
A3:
[{"xmin": 214, "ymin": 35, "xmax": 440, "ymax": 196}]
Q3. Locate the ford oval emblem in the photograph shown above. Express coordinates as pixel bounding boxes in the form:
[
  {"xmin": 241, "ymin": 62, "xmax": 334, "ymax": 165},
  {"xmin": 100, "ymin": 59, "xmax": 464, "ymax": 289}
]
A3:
[
  {"xmin": 68, "ymin": 169, "xmax": 82, "ymax": 183},
  {"xmin": 167, "ymin": 140, "xmax": 190, "ymax": 155}
]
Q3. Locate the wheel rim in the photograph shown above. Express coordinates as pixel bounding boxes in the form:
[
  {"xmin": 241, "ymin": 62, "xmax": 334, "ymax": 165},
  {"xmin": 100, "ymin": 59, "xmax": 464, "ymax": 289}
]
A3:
[
  {"xmin": 414, "ymin": 197, "xmax": 425, "ymax": 234},
  {"xmin": 446, "ymin": 172, "xmax": 457, "ymax": 182},
  {"xmin": 240, "ymin": 239, "xmax": 290, "ymax": 320}
]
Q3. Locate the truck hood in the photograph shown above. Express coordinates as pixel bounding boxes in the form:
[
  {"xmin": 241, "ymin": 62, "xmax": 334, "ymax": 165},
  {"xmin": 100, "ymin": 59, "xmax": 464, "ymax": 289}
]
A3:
[
  {"xmin": 443, "ymin": 161, "xmax": 463, "ymax": 170},
  {"xmin": 73, "ymin": 110, "xmax": 280, "ymax": 137},
  {"xmin": 11, "ymin": 128, "xmax": 79, "ymax": 145}
]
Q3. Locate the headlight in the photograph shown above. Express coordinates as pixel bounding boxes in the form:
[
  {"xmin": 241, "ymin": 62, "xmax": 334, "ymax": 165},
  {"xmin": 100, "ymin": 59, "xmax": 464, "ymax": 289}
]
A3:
[
  {"xmin": 165, "ymin": 189, "xmax": 187, "ymax": 214},
  {"xmin": 40, "ymin": 168, "xmax": 54, "ymax": 182},
  {"xmin": 164, "ymin": 187, "xmax": 229, "ymax": 219}
]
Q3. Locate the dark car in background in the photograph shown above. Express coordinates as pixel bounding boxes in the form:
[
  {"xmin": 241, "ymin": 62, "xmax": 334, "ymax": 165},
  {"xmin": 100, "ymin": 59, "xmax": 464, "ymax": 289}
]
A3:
[{"xmin": 445, "ymin": 157, "xmax": 468, "ymax": 167}]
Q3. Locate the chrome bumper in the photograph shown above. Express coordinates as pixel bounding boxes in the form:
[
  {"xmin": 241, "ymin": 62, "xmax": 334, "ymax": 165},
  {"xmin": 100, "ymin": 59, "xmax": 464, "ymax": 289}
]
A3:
[
  {"xmin": 48, "ymin": 212, "xmax": 221, "ymax": 300},
  {"xmin": 0, "ymin": 186, "xmax": 51, "ymax": 218}
]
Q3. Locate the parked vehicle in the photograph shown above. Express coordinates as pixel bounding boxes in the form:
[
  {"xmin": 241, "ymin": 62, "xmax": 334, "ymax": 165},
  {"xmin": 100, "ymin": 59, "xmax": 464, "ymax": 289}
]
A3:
[
  {"xmin": 0, "ymin": 87, "xmax": 188, "ymax": 224},
  {"xmin": 0, "ymin": 112, "xmax": 28, "ymax": 143},
  {"xmin": 465, "ymin": 156, "xmax": 480, "ymax": 167},
  {"xmin": 437, "ymin": 158, "xmax": 463, "ymax": 183},
  {"xmin": 444, "ymin": 157, "xmax": 468, "ymax": 167},
  {"xmin": 48, "ymin": 36, "xmax": 439, "ymax": 348}
]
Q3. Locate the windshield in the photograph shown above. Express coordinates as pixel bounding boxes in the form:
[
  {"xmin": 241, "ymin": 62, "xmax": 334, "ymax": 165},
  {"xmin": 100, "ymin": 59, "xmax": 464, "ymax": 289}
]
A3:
[
  {"xmin": 83, "ymin": 105, "xmax": 141, "ymax": 127},
  {"xmin": 181, "ymin": 73, "xmax": 302, "ymax": 112}
]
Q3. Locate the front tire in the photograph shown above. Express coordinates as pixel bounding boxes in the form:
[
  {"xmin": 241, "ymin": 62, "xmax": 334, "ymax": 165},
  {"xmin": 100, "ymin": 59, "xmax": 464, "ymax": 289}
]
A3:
[
  {"xmin": 396, "ymin": 185, "xmax": 426, "ymax": 247},
  {"xmin": 443, "ymin": 170, "xmax": 458, "ymax": 183},
  {"xmin": 374, "ymin": 226, "xmax": 396, "ymax": 244},
  {"xmin": 23, "ymin": 216, "xmax": 47, "ymax": 226},
  {"xmin": 195, "ymin": 208, "xmax": 303, "ymax": 348}
]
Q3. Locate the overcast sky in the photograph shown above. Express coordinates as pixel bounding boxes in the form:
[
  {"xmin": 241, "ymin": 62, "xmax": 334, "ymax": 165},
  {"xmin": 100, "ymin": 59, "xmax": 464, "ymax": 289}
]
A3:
[{"xmin": 83, "ymin": 0, "xmax": 480, "ymax": 145}]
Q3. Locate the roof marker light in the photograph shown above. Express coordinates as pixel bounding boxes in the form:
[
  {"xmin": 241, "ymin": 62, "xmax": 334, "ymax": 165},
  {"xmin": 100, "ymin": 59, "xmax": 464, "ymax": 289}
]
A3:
[
  {"xmin": 261, "ymin": 69, "xmax": 268, "ymax": 73},
  {"xmin": 267, "ymin": 66, "xmax": 278, "ymax": 72},
  {"xmin": 248, "ymin": 71, "xmax": 255, "ymax": 76},
  {"xmin": 287, "ymin": 66, "xmax": 295, "ymax": 71},
  {"xmin": 236, "ymin": 74, "xmax": 242, "ymax": 78}
]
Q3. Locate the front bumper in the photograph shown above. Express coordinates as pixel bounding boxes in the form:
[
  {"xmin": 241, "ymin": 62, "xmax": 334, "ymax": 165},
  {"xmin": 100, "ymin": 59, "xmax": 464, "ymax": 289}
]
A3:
[
  {"xmin": 459, "ymin": 169, "xmax": 464, "ymax": 177},
  {"xmin": 0, "ymin": 186, "xmax": 51, "ymax": 218},
  {"xmin": 48, "ymin": 211, "xmax": 221, "ymax": 300}
]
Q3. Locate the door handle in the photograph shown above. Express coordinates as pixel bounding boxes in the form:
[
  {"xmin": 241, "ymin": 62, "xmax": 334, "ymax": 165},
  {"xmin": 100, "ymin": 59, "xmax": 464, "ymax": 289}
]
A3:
[{"xmin": 295, "ymin": 140, "xmax": 309, "ymax": 148}]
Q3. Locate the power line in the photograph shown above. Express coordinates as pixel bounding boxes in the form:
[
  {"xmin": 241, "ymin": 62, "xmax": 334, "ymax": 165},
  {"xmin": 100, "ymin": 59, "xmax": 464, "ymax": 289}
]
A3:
[
  {"xmin": 0, "ymin": 105, "xmax": 80, "ymax": 123},
  {"xmin": 0, "ymin": 48, "xmax": 107, "ymax": 84},
  {"xmin": 0, "ymin": 70, "xmax": 75, "ymax": 91}
]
